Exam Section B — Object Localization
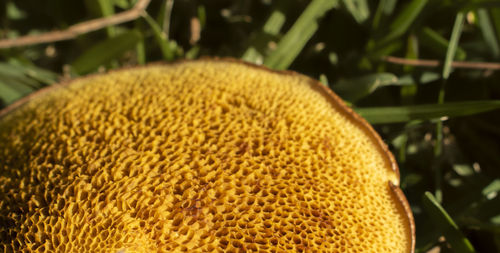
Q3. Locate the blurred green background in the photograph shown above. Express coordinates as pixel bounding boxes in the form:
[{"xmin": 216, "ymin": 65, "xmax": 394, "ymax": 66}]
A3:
[{"xmin": 1, "ymin": 0, "xmax": 500, "ymax": 252}]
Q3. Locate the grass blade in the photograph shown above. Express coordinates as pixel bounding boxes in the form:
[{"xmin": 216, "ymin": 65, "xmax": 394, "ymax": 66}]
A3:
[
  {"xmin": 397, "ymin": 72, "xmax": 440, "ymax": 85},
  {"xmin": 0, "ymin": 82, "xmax": 32, "ymax": 105},
  {"xmin": 433, "ymin": 12, "xmax": 465, "ymax": 198},
  {"xmin": 17, "ymin": 65, "xmax": 58, "ymax": 85},
  {"xmin": 0, "ymin": 63, "xmax": 40, "ymax": 104},
  {"xmin": 477, "ymin": 8, "xmax": 500, "ymax": 58},
  {"xmin": 333, "ymin": 73, "xmax": 398, "ymax": 102},
  {"xmin": 0, "ymin": 63, "xmax": 43, "ymax": 90},
  {"xmin": 341, "ymin": 0, "xmax": 370, "ymax": 24},
  {"xmin": 142, "ymin": 13, "xmax": 176, "ymax": 61},
  {"xmin": 371, "ymin": 0, "xmax": 397, "ymax": 31},
  {"xmin": 319, "ymin": 74, "xmax": 329, "ymax": 86},
  {"xmin": 72, "ymin": 30, "xmax": 142, "ymax": 74},
  {"xmin": 490, "ymin": 8, "xmax": 500, "ymax": 55},
  {"xmin": 0, "ymin": 62, "xmax": 51, "ymax": 89},
  {"xmin": 355, "ymin": 100, "xmax": 500, "ymax": 124},
  {"xmin": 158, "ymin": 0, "xmax": 174, "ymax": 34},
  {"xmin": 242, "ymin": 0, "xmax": 287, "ymax": 63},
  {"xmin": 136, "ymin": 37, "xmax": 146, "ymax": 65},
  {"xmin": 134, "ymin": 20, "xmax": 146, "ymax": 65},
  {"xmin": 418, "ymin": 27, "xmax": 467, "ymax": 61},
  {"xmin": 482, "ymin": 179, "xmax": 500, "ymax": 197},
  {"xmin": 84, "ymin": 0, "xmax": 117, "ymax": 37},
  {"xmin": 442, "ymin": 12, "xmax": 465, "ymax": 80},
  {"xmin": 422, "ymin": 192, "xmax": 476, "ymax": 253},
  {"xmin": 113, "ymin": 0, "xmax": 131, "ymax": 9},
  {"xmin": 97, "ymin": 0, "xmax": 117, "ymax": 37},
  {"xmin": 376, "ymin": 0, "xmax": 428, "ymax": 46},
  {"xmin": 263, "ymin": 0, "xmax": 338, "ymax": 70}
]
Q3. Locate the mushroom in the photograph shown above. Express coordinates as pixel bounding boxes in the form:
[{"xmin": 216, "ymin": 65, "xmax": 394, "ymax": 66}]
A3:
[{"xmin": 0, "ymin": 58, "xmax": 414, "ymax": 252}]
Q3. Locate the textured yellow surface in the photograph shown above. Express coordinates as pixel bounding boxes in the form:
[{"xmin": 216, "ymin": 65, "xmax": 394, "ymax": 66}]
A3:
[{"xmin": 0, "ymin": 59, "xmax": 412, "ymax": 252}]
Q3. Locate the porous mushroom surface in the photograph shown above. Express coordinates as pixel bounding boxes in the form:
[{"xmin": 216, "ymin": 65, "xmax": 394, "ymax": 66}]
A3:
[{"xmin": 0, "ymin": 59, "xmax": 414, "ymax": 252}]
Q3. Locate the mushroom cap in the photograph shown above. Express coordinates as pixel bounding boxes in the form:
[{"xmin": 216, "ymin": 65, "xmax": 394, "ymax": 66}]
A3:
[{"xmin": 0, "ymin": 59, "xmax": 414, "ymax": 252}]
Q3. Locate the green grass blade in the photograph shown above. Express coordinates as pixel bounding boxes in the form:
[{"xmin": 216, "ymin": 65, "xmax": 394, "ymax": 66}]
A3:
[
  {"xmin": 6, "ymin": 2, "xmax": 27, "ymax": 20},
  {"xmin": 341, "ymin": 0, "xmax": 370, "ymax": 24},
  {"xmin": 422, "ymin": 192, "xmax": 476, "ymax": 253},
  {"xmin": 156, "ymin": 0, "xmax": 173, "ymax": 32},
  {"xmin": 0, "ymin": 82, "xmax": 32, "ymax": 105},
  {"xmin": 97, "ymin": 0, "xmax": 116, "ymax": 37},
  {"xmin": 263, "ymin": 0, "xmax": 338, "ymax": 70},
  {"xmin": 482, "ymin": 179, "xmax": 500, "ymax": 197},
  {"xmin": 477, "ymin": 8, "xmax": 500, "ymax": 58},
  {"xmin": 371, "ymin": 0, "xmax": 397, "ymax": 31},
  {"xmin": 14, "ymin": 65, "xmax": 57, "ymax": 85},
  {"xmin": 242, "ymin": 1, "xmax": 287, "ymax": 63},
  {"xmin": 0, "ymin": 62, "xmax": 33, "ymax": 79},
  {"xmin": 134, "ymin": 20, "xmax": 146, "ymax": 65},
  {"xmin": 376, "ymin": 0, "xmax": 428, "ymax": 46},
  {"xmin": 319, "ymin": 74, "xmax": 329, "ymax": 86},
  {"xmin": 185, "ymin": 46, "xmax": 200, "ymax": 59},
  {"xmin": 418, "ymin": 27, "xmax": 467, "ymax": 60},
  {"xmin": 490, "ymin": 9, "xmax": 500, "ymax": 54},
  {"xmin": 433, "ymin": 12, "xmax": 465, "ymax": 203},
  {"xmin": 435, "ymin": 12, "xmax": 465, "ymax": 166},
  {"xmin": 136, "ymin": 37, "xmax": 146, "ymax": 65},
  {"xmin": 72, "ymin": 30, "xmax": 142, "ymax": 74},
  {"xmin": 197, "ymin": 5, "xmax": 206, "ymax": 29},
  {"xmin": 400, "ymin": 34, "xmax": 418, "ymax": 102},
  {"xmin": 397, "ymin": 72, "xmax": 440, "ymax": 85},
  {"xmin": 85, "ymin": 0, "xmax": 116, "ymax": 37},
  {"xmin": 0, "ymin": 63, "xmax": 39, "ymax": 104},
  {"xmin": 333, "ymin": 73, "xmax": 398, "ymax": 102},
  {"xmin": 113, "ymin": 0, "xmax": 131, "ymax": 9},
  {"xmin": 355, "ymin": 100, "xmax": 500, "ymax": 124},
  {"xmin": 0, "ymin": 62, "xmax": 47, "ymax": 89},
  {"xmin": 368, "ymin": 40, "xmax": 403, "ymax": 59},
  {"xmin": 262, "ymin": 11, "xmax": 286, "ymax": 35},
  {"xmin": 462, "ymin": 1, "xmax": 500, "ymax": 10},
  {"xmin": 442, "ymin": 12, "xmax": 465, "ymax": 80},
  {"xmin": 86, "ymin": 0, "xmax": 119, "ymax": 68},
  {"xmin": 142, "ymin": 13, "xmax": 175, "ymax": 61}
]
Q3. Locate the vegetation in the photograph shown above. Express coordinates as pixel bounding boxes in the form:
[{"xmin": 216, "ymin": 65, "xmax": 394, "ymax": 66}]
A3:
[{"xmin": 1, "ymin": 0, "xmax": 499, "ymax": 252}]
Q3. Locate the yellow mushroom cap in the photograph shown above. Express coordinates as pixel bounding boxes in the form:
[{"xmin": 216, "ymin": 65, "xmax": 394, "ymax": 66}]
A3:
[{"xmin": 0, "ymin": 59, "xmax": 414, "ymax": 252}]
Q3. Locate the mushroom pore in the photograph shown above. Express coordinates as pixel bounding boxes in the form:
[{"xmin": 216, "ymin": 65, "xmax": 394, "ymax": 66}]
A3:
[{"xmin": 0, "ymin": 59, "xmax": 414, "ymax": 252}]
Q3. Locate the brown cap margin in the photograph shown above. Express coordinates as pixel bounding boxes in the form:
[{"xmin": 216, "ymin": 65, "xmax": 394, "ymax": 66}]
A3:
[
  {"xmin": 0, "ymin": 57, "xmax": 415, "ymax": 252},
  {"xmin": 225, "ymin": 58, "xmax": 416, "ymax": 253}
]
